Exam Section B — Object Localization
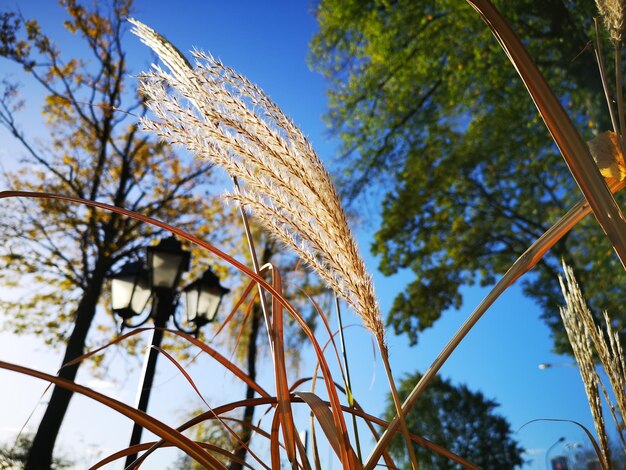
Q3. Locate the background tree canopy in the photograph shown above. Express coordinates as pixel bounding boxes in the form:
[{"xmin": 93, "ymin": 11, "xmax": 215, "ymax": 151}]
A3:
[
  {"xmin": 385, "ymin": 371, "xmax": 524, "ymax": 469},
  {"xmin": 310, "ymin": 0, "xmax": 626, "ymax": 353}
]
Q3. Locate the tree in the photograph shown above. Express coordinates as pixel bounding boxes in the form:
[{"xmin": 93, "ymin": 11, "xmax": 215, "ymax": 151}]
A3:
[
  {"xmin": 310, "ymin": 0, "xmax": 626, "ymax": 353},
  {"xmin": 385, "ymin": 371, "xmax": 524, "ymax": 469},
  {"xmin": 0, "ymin": 1, "xmax": 224, "ymax": 467},
  {"xmin": 0, "ymin": 434, "xmax": 72, "ymax": 470}
]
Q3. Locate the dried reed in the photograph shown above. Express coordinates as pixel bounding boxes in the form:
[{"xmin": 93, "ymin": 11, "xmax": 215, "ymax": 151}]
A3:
[
  {"xmin": 596, "ymin": 0, "xmax": 626, "ymax": 43},
  {"xmin": 559, "ymin": 263, "xmax": 626, "ymax": 465},
  {"xmin": 129, "ymin": 19, "xmax": 421, "ymax": 467}
]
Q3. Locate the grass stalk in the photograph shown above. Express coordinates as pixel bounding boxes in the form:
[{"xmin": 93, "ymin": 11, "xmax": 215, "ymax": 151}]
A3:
[
  {"xmin": 594, "ymin": 18, "xmax": 622, "ymax": 140},
  {"xmin": 233, "ymin": 176, "xmax": 274, "ymax": 359},
  {"xmin": 379, "ymin": 346, "xmax": 419, "ymax": 470},
  {"xmin": 616, "ymin": 39, "xmax": 625, "ymax": 141},
  {"xmin": 334, "ymin": 296, "xmax": 363, "ymax": 464}
]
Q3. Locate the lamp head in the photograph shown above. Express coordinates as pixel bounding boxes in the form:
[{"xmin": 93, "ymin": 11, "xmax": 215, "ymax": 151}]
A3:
[
  {"xmin": 146, "ymin": 235, "xmax": 190, "ymax": 290},
  {"xmin": 184, "ymin": 268, "xmax": 230, "ymax": 327},
  {"xmin": 110, "ymin": 260, "xmax": 151, "ymax": 320}
]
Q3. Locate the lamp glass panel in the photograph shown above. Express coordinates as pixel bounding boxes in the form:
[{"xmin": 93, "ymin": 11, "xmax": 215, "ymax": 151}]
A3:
[
  {"xmin": 130, "ymin": 277, "xmax": 151, "ymax": 314},
  {"xmin": 185, "ymin": 288, "xmax": 199, "ymax": 322},
  {"xmin": 151, "ymin": 252, "xmax": 183, "ymax": 288},
  {"xmin": 111, "ymin": 276, "xmax": 135, "ymax": 310},
  {"xmin": 197, "ymin": 289, "xmax": 221, "ymax": 322},
  {"xmin": 111, "ymin": 275, "xmax": 151, "ymax": 314}
]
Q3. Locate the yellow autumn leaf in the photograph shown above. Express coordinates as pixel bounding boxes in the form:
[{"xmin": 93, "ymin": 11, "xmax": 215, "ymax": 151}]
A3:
[{"xmin": 587, "ymin": 131, "xmax": 626, "ymax": 191}]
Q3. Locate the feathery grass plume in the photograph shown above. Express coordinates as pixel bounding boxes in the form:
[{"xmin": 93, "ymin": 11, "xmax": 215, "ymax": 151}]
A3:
[
  {"xmin": 128, "ymin": 19, "xmax": 386, "ymax": 346},
  {"xmin": 128, "ymin": 21, "xmax": 426, "ymax": 468},
  {"xmin": 598, "ymin": 312, "xmax": 626, "ymax": 453},
  {"xmin": 560, "ymin": 263, "xmax": 626, "ymax": 455},
  {"xmin": 558, "ymin": 264, "xmax": 625, "ymax": 466},
  {"xmin": 596, "ymin": 0, "xmax": 626, "ymax": 43}
]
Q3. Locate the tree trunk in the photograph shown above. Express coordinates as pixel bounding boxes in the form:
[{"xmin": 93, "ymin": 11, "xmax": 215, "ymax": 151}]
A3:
[
  {"xmin": 26, "ymin": 265, "xmax": 108, "ymax": 470},
  {"xmin": 229, "ymin": 241, "xmax": 274, "ymax": 470},
  {"xmin": 229, "ymin": 302, "xmax": 261, "ymax": 470}
]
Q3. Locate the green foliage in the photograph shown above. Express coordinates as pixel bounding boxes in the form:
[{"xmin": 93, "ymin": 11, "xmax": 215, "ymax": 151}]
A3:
[
  {"xmin": 310, "ymin": 0, "xmax": 626, "ymax": 353},
  {"xmin": 0, "ymin": 434, "xmax": 72, "ymax": 469},
  {"xmin": 385, "ymin": 372, "xmax": 524, "ymax": 469}
]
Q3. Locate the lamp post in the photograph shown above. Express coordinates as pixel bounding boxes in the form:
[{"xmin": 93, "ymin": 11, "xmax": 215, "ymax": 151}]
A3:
[
  {"xmin": 110, "ymin": 235, "xmax": 229, "ymax": 467},
  {"xmin": 546, "ymin": 436, "xmax": 566, "ymax": 469}
]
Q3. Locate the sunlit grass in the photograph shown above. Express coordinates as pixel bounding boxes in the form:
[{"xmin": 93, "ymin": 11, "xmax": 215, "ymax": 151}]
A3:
[{"xmin": 1, "ymin": 1, "xmax": 626, "ymax": 468}]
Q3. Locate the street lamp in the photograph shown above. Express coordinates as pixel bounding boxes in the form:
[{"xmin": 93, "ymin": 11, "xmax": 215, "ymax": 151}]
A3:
[
  {"xmin": 538, "ymin": 362, "xmax": 577, "ymax": 370},
  {"xmin": 110, "ymin": 235, "xmax": 229, "ymax": 466},
  {"xmin": 146, "ymin": 235, "xmax": 190, "ymax": 290},
  {"xmin": 546, "ymin": 436, "xmax": 566, "ymax": 469},
  {"xmin": 183, "ymin": 269, "xmax": 230, "ymax": 328},
  {"xmin": 110, "ymin": 260, "xmax": 151, "ymax": 321}
]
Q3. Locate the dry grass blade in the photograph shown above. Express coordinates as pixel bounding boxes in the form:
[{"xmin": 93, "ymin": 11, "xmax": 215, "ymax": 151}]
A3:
[
  {"xmin": 0, "ymin": 360, "xmax": 225, "ymax": 469},
  {"xmin": 143, "ymin": 345, "xmax": 269, "ymax": 470},
  {"xmin": 168, "ymin": 329, "xmax": 270, "ymax": 398},
  {"xmin": 130, "ymin": 399, "xmax": 278, "ymax": 470},
  {"xmin": 270, "ymin": 410, "xmax": 282, "ymax": 469},
  {"xmin": 265, "ymin": 263, "xmax": 298, "ymax": 464},
  {"xmin": 294, "ymin": 391, "xmax": 343, "ymax": 459},
  {"xmin": 211, "ymin": 275, "xmax": 258, "ymax": 341},
  {"xmin": 60, "ymin": 327, "xmax": 153, "ymax": 369},
  {"xmin": 0, "ymin": 190, "xmax": 352, "ymax": 463},
  {"xmin": 519, "ymin": 418, "xmax": 606, "ymax": 462},
  {"xmin": 90, "ymin": 442, "xmax": 256, "ymax": 470},
  {"xmin": 466, "ymin": 0, "xmax": 626, "ymax": 270},
  {"xmin": 153, "ymin": 346, "xmax": 211, "ymax": 409}
]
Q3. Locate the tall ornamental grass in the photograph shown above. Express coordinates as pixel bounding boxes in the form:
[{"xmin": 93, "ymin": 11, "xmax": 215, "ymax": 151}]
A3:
[{"xmin": 1, "ymin": 1, "xmax": 626, "ymax": 468}]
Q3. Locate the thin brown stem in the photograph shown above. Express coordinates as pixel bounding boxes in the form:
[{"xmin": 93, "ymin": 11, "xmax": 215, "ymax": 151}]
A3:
[
  {"xmin": 380, "ymin": 346, "xmax": 419, "ymax": 470},
  {"xmin": 616, "ymin": 39, "xmax": 626, "ymax": 143},
  {"xmin": 232, "ymin": 176, "xmax": 274, "ymax": 359},
  {"xmin": 595, "ymin": 18, "xmax": 621, "ymax": 139},
  {"xmin": 334, "ymin": 296, "xmax": 363, "ymax": 464}
]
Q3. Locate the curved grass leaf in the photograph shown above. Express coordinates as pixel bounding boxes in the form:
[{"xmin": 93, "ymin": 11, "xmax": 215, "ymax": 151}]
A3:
[
  {"xmin": 0, "ymin": 190, "xmax": 351, "ymax": 466},
  {"xmin": 0, "ymin": 360, "xmax": 225, "ymax": 469}
]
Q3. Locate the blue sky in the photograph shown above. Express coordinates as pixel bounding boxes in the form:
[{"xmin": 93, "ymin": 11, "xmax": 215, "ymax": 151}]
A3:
[{"xmin": 0, "ymin": 1, "xmax": 611, "ymax": 468}]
